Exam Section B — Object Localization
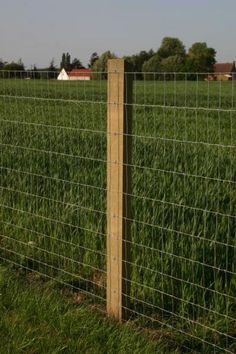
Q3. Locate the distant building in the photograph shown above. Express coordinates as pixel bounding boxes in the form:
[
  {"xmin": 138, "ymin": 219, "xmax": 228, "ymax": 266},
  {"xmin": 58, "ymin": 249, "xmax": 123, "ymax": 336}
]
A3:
[
  {"xmin": 208, "ymin": 62, "xmax": 236, "ymax": 81},
  {"xmin": 57, "ymin": 68, "xmax": 69, "ymax": 80},
  {"xmin": 57, "ymin": 68, "xmax": 92, "ymax": 81}
]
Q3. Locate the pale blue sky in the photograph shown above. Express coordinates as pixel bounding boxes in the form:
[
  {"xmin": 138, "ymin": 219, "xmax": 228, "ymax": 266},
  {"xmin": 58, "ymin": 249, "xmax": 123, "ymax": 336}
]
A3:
[{"xmin": 0, "ymin": 0, "xmax": 235, "ymax": 68}]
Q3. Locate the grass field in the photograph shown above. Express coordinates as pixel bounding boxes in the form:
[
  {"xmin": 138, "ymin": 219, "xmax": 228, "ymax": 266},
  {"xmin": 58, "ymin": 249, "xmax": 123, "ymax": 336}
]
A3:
[
  {"xmin": 0, "ymin": 77, "xmax": 236, "ymax": 352},
  {"xmin": 0, "ymin": 266, "xmax": 178, "ymax": 354}
]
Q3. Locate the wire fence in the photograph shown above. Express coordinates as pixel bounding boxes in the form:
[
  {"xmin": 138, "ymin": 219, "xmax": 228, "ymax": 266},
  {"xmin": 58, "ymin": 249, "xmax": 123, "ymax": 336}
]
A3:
[
  {"xmin": 0, "ymin": 71, "xmax": 107, "ymax": 308},
  {"xmin": 0, "ymin": 67, "xmax": 236, "ymax": 352},
  {"xmin": 129, "ymin": 72, "xmax": 236, "ymax": 353}
]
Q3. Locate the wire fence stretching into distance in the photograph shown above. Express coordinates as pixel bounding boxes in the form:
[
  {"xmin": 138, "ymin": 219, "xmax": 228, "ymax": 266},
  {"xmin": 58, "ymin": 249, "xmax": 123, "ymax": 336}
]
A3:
[{"xmin": 0, "ymin": 66, "xmax": 236, "ymax": 353}]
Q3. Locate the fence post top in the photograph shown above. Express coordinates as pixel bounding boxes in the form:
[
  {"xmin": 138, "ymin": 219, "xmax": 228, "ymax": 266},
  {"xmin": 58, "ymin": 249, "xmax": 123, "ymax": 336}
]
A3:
[{"xmin": 108, "ymin": 59, "xmax": 133, "ymax": 73}]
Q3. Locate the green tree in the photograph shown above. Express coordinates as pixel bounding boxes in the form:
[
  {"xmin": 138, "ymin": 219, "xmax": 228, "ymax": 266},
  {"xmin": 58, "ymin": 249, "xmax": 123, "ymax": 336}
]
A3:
[
  {"xmin": 60, "ymin": 52, "xmax": 71, "ymax": 71},
  {"xmin": 142, "ymin": 37, "xmax": 186, "ymax": 79},
  {"xmin": 160, "ymin": 55, "xmax": 185, "ymax": 72},
  {"xmin": 125, "ymin": 49, "xmax": 154, "ymax": 78},
  {"xmin": 60, "ymin": 53, "xmax": 66, "ymax": 69},
  {"xmin": 186, "ymin": 42, "xmax": 216, "ymax": 73},
  {"xmin": 4, "ymin": 61, "xmax": 25, "ymax": 71},
  {"xmin": 92, "ymin": 51, "xmax": 117, "ymax": 79},
  {"xmin": 142, "ymin": 54, "xmax": 162, "ymax": 79},
  {"xmin": 65, "ymin": 52, "xmax": 71, "ymax": 70},
  {"xmin": 71, "ymin": 58, "xmax": 84, "ymax": 69},
  {"xmin": 157, "ymin": 37, "xmax": 186, "ymax": 60},
  {"xmin": 49, "ymin": 58, "xmax": 57, "ymax": 70},
  {"xmin": 0, "ymin": 59, "xmax": 4, "ymax": 71},
  {"xmin": 89, "ymin": 52, "xmax": 99, "ymax": 68},
  {"xmin": 3, "ymin": 60, "xmax": 25, "ymax": 78},
  {"xmin": 47, "ymin": 59, "xmax": 58, "ymax": 79},
  {"xmin": 138, "ymin": 50, "xmax": 154, "ymax": 67}
]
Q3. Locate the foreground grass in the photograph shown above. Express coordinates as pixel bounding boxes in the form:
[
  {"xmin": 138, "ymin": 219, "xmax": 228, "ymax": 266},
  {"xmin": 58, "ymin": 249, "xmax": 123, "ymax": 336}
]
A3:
[{"xmin": 0, "ymin": 266, "xmax": 180, "ymax": 354}]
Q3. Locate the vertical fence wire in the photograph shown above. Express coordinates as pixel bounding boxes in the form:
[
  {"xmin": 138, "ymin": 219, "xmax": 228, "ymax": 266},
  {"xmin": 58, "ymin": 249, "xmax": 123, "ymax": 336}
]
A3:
[
  {"xmin": 123, "ymin": 72, "xmax": 236, "ymax": 353},
  {"xmin": 0, "ymin": 70, "xmax": 107, "ymax": 307},
  {"xmin": 0, "ymin": 69, "xmax": 236, "ymax": 352}
]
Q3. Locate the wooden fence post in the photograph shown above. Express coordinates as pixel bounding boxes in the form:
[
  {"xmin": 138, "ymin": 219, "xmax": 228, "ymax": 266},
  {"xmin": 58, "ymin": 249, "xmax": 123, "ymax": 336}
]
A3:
[{"xmin": 107, "ymin": 59, "xmax": 133, "ymax": 320}]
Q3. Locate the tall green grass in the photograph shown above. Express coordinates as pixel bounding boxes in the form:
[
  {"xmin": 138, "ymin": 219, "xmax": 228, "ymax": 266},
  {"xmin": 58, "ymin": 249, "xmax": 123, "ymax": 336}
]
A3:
[{"xmin": 0, "ymin": 78, "xmax": 236, "ymax": 352}]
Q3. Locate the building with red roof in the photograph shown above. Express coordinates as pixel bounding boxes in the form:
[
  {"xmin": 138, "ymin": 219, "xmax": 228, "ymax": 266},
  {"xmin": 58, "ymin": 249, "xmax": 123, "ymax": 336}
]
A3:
[
  {"xmin": 208, "ymin": 62, "xmax": 236, "ymax": 81},
  {"xmin": 57, "ymin": 68, "xmax": 92, "ymax": 81}
]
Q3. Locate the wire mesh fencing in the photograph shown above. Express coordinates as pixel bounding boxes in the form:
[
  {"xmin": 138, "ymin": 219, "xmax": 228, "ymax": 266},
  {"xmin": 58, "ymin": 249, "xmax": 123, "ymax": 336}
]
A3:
[
  {"xmin": 0, "ymin": 71, "xmax": 107, "ymax": 307},
  {"xmin": 127, "ymin": 72, "xmax": 236, "ymax": 353},
  {"xmin": 0, "ymin": 66, "xmax": 236, "ymax": 353}
]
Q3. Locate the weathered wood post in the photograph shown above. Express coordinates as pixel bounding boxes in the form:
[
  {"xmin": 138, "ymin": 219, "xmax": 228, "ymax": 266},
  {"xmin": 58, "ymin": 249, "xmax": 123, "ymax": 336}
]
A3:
[{"xmin": 107, "ymin": 59, "xmax": 133, "ymax": 320}]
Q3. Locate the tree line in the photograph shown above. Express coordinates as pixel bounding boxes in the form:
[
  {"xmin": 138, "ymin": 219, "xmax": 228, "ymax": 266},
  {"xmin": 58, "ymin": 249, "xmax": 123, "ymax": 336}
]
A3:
[
  {"xmin": 0, "ymin": 37, "xmax": 217, "ymax": 79},
  {"xmin": 92, "ymin": 38, "xmax": 216, "ymax": 79}
]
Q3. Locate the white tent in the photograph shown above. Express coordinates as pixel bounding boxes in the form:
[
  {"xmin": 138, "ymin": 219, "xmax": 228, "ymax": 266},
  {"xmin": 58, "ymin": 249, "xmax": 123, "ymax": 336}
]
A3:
[{"xmin": 57, "ymin": 68, "xmax": 69, "ymax": 80}]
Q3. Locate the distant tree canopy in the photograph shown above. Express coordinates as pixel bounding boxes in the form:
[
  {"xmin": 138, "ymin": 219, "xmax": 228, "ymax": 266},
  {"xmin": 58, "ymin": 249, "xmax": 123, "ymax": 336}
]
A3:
[
  {"xmin": 89, "ymin": 52, "xmax": 99, "ymax": 68},
  {"xmin": 124, "ymin": 50, "xmax": 154, "ymax": 78},
  {"xmin": 71, "ymin": 58, "xmax": 84, "ymax": 69},
  {"xmin": 185, "ymin": 42, "xmax": 216, "ymax": 73},
  {"xmin": 3, "ymin": 60, "xmax": 25, "ymax": 72},
  {"xmin": 0, "ymin": 60, "xmax": 25, "ymax": 78},
  {"xmin": 0, "ymin": 59, "xmax": 4, "ymax": 70},
  {"xmin": 142, "ymin": 55, "xmax": 161, "ymax": 77},
  {"xmin": 48, "ymin": 59, "xmax": 57, "ymax": 71},
  {"xmin": 60, "ymin": 52, "xmax": 71, "ymax": 71},
  {"xmin": 0, "ymin": 38, "xmax": 217, "ymax": 80},
  {"xmin": 161, "ymin": 55, "xmax": 185, "ymax": 72},
  {"xmin": 92, "ymin": 51, "xmax": 117, "ymax": 78},
  {"xmin": 60, "ymin": 52, "xmax": 84, "ymax": 71},
  {"xmin": 157, "ymin": 37, "xmax": 186, "ymax": 60},
  {"xmin": 142, "ymin": 37, "xmax": 216, "ymax": 78}
]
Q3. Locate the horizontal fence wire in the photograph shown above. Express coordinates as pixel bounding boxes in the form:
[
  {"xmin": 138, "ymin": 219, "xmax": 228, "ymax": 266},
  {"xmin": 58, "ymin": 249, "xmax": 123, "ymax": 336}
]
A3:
[
  {"xmin": 1, "ymin": 70, "xmax": 236, "ymax": 353},
  {"xmin": 123, "ymin": 72, "xmax": 236, "ymax": 353},
  {"xmin": 0, "ymin": 72, "xmax": 107, "ymax": 307}
]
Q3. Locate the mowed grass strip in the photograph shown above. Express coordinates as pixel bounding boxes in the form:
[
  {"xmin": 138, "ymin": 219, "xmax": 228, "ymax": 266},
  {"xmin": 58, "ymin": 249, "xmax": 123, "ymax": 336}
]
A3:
[{"xmin": 0, "ymin": 266, "xmax": 180, "ymax": 354}]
